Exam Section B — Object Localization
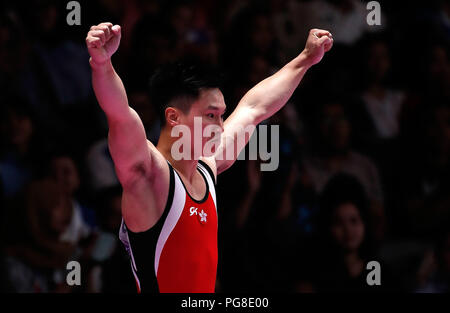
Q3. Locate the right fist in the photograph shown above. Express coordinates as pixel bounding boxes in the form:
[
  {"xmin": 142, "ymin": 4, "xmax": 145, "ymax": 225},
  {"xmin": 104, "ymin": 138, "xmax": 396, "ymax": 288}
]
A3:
[{"xmin": 86, "ymin": 22, "xmax": 121, "ymax": 65}]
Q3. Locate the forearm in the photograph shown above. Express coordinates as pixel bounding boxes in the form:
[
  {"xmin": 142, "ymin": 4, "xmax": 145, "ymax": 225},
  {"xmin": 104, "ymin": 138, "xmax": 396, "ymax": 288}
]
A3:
[
  {"xmin": 90, "ymin": 59, "xmax": 130, "ymax": 122},
  {"xmin": 216, "ymin": 54, "xmax": 312, "ymax": 173},
  {"xmin": 240, "ymin": 52, "xmax": 312, "ymax": 125},
  {"xmin": 215, "ymin": 29, "xmax": 332, "ymax": 174}
]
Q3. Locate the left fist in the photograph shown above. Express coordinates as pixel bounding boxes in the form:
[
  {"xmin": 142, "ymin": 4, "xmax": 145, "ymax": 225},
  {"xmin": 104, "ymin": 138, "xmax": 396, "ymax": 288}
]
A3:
[{"xmin": 302, "ymin": 29, "xmax": 333, "ymax": 66}]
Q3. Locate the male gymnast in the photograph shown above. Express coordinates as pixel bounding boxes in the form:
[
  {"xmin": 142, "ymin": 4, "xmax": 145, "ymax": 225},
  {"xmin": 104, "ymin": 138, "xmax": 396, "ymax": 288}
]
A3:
[{"xmin": 86, "ymin": 22, "xmax": 333, "ymax": 293}]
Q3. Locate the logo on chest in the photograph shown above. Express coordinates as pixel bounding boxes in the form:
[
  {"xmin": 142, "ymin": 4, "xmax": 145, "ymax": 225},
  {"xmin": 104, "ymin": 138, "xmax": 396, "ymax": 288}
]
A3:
[{"xmin": 189, "ymin": 206, "xmax": 207, "ymax": 224}]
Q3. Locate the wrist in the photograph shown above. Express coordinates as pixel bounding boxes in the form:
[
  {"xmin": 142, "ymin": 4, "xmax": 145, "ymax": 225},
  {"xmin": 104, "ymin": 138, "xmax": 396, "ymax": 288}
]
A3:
[
  {"xmin": 89, "ymin": 57, "xmax": 112, "ymax": 71},
  {"xmin": 297, "ymin": 50, "xmax": 315, "ymax": 69}
]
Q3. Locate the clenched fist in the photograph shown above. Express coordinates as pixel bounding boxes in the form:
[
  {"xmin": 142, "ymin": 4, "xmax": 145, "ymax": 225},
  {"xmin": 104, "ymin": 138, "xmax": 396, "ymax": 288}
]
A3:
[
  {"xmin": 86, "ymin": 22, "xmax": 121, "ymax": 66},
  {"xmin": 302, "ymin": 29, "xmax": 333, "ymax": 66}
]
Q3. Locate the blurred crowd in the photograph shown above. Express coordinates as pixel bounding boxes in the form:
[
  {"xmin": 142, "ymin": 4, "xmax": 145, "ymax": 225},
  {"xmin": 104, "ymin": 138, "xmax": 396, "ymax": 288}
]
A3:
[{"xmin": 0, "ymin": 0, "xmax": 449, "ymax": 293}]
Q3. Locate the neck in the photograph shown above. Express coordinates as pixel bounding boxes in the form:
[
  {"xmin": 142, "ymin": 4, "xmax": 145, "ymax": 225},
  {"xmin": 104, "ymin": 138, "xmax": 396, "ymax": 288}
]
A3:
[
  {"xmin": 157, "ymin": 127, "xmax": 199, "ymax": 183},
  {"xmin": 344, "ymin": 250, "xmax": 364, "ymax": 277},
  {"xmin": 344, "ymin": 251, "xmax": 360, "ymax": 263}
]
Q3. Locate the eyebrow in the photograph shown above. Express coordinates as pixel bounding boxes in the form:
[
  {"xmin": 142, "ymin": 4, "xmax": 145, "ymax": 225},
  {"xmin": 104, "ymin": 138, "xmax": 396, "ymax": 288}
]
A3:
[{"xmin": 207, "ymin": 105, "xmax": 227, "ymax": 114}]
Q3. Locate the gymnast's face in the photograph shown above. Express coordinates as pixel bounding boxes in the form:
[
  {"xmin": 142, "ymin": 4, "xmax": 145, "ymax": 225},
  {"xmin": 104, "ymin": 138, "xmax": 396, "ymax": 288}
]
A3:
[{"xmin": 177, "ymin": 88, "xmax": 226, "ymax": 158}]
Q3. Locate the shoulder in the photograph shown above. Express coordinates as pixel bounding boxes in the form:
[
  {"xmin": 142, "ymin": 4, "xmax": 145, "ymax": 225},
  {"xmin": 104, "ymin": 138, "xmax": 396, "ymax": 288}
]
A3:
[
  {"xmin": 146, "ymin": 140, "xmax": 170, "ymax": 178},
  {"xmin": 121, "ymin": 143, "xmax": 172, "ymax": 233},
  {"xmin": 199, "ymin": 156, "xmax": 217, "ymax": 184}
]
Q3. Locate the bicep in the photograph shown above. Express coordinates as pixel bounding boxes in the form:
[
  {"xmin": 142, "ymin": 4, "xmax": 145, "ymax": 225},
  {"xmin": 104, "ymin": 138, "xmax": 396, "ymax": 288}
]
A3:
[
  {"xmin": 214, "ymin": 105, "xmax": 258, "ymax": 174},
  {"xmin": 107, "ymin": 107, "xmax": 153, "ymax": 186},
  {"xmin": 121, "ymin": 149, "xmax": 170, "ymax": 232}
]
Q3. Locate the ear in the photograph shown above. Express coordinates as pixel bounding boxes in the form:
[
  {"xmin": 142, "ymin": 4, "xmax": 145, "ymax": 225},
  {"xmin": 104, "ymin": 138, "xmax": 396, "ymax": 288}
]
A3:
[{"xmin": 165, "ymin": 107, "xmax": 180, "ymax": 127}]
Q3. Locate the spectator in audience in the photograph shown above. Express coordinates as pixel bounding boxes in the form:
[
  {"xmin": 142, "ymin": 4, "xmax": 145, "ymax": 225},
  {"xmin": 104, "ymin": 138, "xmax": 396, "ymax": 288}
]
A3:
[
  {"xmin": 354, "ymin": 35, "xmax": 405, "ymax": 147},
  {"xmin": 3, "ymin": 151, "xmax": 99, "ymax": 292},
  {"xmin": 302, "ymin": 97, "xmax": 386, "ymax": 241},
  {"xmin": 4, "ymin": 178, "xmax": 78, "ymax": 292},
  {"xmin": 348, "ymin": 34, "xmax": 406, "ymax": 218},
  {"xmin": 48, "ymin": 151, "xmax": 98, "ymax": 236},
  {"xmin": 0, "ymin": 100, "xmax": 48, "ymax": 198},
  {"xmin": 295, "ymin": 173, "xmax": 396, "ymax": 292}
]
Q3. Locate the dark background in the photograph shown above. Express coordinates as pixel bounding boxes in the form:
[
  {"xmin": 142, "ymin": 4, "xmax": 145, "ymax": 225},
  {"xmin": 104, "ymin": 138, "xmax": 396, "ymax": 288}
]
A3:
[{"xmin": 0, "ymin": 0, "xmax": 449, "ymax": 293}]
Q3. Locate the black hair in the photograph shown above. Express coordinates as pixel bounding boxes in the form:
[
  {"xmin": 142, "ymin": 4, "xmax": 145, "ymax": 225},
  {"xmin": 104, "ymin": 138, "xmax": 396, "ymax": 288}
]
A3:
[
  {"xmin": 316, "ymin": 173, "xmax": 376, "ymax": 260},
  {"xmin": 0, "ymin": 97, "xmax": 37, "ymax": 157},
  {"xmin": 148, "ymin": 59, "xmax": 223, "ymax": 126},
  {"xmin": 41, "ymin": 143, "xmax": 82, "ymax": 178}
]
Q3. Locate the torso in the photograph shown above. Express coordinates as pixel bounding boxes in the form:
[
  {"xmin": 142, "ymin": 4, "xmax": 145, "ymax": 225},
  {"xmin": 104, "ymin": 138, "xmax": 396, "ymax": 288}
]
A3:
[{"xmin": 119, "ymin": 160, "xmax": 218, "ymax": 293}]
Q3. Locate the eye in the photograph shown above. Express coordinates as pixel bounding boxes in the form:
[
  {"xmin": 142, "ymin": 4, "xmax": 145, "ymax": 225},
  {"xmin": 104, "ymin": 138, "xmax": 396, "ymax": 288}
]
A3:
[{"xmin": 207, "ymin": 113, "xmax": 214, "ymax": 118}]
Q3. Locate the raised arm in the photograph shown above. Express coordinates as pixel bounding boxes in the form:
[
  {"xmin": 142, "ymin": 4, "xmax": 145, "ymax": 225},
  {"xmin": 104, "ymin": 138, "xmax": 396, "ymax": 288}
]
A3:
[
  {"xmin": 86, "ymin": 23, "xmax": 168, "ymax": 232},
  {"xmin": 87, "ymin": 23, "xmax": 150, "ymax": 182},
  {"xmin": 213, "ymin": 29, "xmax": 333, "ymax": 174}
]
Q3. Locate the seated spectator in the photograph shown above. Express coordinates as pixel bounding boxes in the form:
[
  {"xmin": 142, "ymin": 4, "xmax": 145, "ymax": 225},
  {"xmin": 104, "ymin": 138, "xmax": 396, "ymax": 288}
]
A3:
[
  {"xmin": 349, "ymin": 34, "xmax": 406, "ymax": 215},
  {"xmin": 302, "ymin": 97, "xmax": 386, "ymax": 240},
  {"xmin": 3, "ymin": 151, "xmax": 99, "ymax": 292},
  {"xmin": 0, "ymin": 99, "xmax": 48, "ymax": 198},
  {"xmin": 48, "ymin": 151, "xmax": 98, "ymax": 237},
  {"xmin": 295, "ymin": 173, "xmax": 397, "ymax": 292},
  {"xmin": 356, "ymin": 35, "xmax": 405, "ymax": 145},
  {"xmin": 4, "ymin": 178, "xmax": 77, "ymax": 292}
]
